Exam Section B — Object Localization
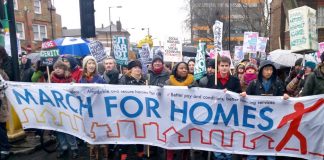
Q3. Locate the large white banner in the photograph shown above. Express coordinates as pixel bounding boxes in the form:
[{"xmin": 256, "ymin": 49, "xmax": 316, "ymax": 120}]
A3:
[{"xmin": 4, "ymin": 82, "xmax": 324, "ymax": 160}]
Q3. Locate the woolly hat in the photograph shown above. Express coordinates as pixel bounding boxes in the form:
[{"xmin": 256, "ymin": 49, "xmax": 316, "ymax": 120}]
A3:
[
  {"xmin": 295, "ymin": 58, "xmax": 303, "ymax": 66},
  {"xmin": 82, "ymin": 56, "xmax": 97, "ymax": 71},
  {"xmin": 152, "ymin": 55, "xmax": 163, "ymax": 65},
  {"xmin": 62, "ymin": 55, "xmax": 79, "ymax": 70},
  {"xmin": 207, "ymin": 59, "xmax": 215, "ymax": 69},
  {"xmin": 128, "ymin": 60, "xmax": 142, "ymax": 70},
  {"xmin": 53, "ymin": 60, "xmax": 69, "ymax": 71},
  {"xmin": 245, "ymin": 62, "xmax": 257, "ymax": 71},
  {"xmin": 305, "ymin": 61, "xmax": 316, "ymax": 70}
]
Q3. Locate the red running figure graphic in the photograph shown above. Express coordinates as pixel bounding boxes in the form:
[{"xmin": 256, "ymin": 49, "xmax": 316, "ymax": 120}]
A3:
[{"xmin": 275, "ymin": 98, "xmax": 324, "ymax": 154}]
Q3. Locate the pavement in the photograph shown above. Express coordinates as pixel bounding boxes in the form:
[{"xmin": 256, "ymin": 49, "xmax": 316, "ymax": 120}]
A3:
[{"xmin": 9, "ymin": 131, "xmax": 43, "ymax": 155}]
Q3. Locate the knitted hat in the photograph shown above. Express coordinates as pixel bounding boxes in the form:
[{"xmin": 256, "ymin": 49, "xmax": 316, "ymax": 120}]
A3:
[
  {"xmin": 82, "ymin": 56, "xmax": 97, "ymax": 71},
  {"xmin": 207, "ymin": 59, "xmax": 215, "ymax": 69},
  {"xmin": 305, "ymin": 61, "xmax": 316, "ymax": 70},
  {"xmin": 53, "ymin": 60, "xmax": 69, "ymax": 71},
  {"xmin": 128, "ymin": 60, "xmax": 142, "ymax": 70},
  {"xmin": 62, "ymin": 55, "xmax": 79, "ymax": 70},
  {"xmin": 295, "ymin": 58, "xmax": 303, "ymax": 66},
  {"xmin": 152, "ymin": 55, "xmax": 163, "ymax": 65},
  {"xmin": 245, "ymin": 62, "xmax": 257, "ymax": 71}
]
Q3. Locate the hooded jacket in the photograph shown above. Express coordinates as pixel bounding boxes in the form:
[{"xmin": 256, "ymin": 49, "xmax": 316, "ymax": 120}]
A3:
[
  {"xmin": 301, "ymin": 63, "xmax": 324, "ymax": 96},
  {"xmin": 20, "ymin": 59, "xmax": 34, "ymax": 82},
  {"xmin": 246, "ymin": 60, "xmax": 284, "ymax": 96}
]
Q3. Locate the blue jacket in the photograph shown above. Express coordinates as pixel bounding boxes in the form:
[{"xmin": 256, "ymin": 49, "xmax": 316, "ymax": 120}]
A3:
[{"xmin": 79, "ymin": 74, "xmax": 106, "ymax": 84}]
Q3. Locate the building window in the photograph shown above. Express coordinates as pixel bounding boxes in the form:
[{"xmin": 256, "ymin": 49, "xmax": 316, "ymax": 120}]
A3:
[
  {"xmin": 14, "ymin": 0, "xmax": 18, "ymax": 10},
  {"xmin": 34, "ymin": 0, "xmax": 41, "ymax": 14},
  {"xmin": 318, "ymin": 7, "xmax": 324, "ymax": 27},
  {"xmin": 16, "ymin": 22, "xmax": 25, "ymax": 40},
  {"xmin": 33, "ymin": 24, "xmax": 47, "ymax": 41}
]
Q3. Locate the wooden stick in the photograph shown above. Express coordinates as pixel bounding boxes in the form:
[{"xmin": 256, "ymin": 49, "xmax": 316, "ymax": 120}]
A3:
[
  {"xmin": 215, "ymin": 51, "xmax": 218, "ymax": 86},
  {"xmin": 47, "ymin": 66, "xmax": 51, "ymax": 83}
]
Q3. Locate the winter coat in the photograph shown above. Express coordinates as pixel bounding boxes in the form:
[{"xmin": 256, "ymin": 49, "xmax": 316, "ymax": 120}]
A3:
[
  {"xmin": 20, "ymin": 59, "xmax": 34, "ymax": 82},
  {"xmin": 31, "ymin": 71, "xmax": 47, "ymax": 82},
  {"xmin": 0, "ymin": 55, "xmax": 14, "ymax": 81},
  {"xmin": 301, "ymin": 64, "xmax": 324, "ymax": 96},
  {"xmin": 102, "ymin": 69, "xmax": 119, "ymax": 84},
  {"xmin": 148, "ymin": 69, "xmax": 169, "ymax": 86},
  {"xmin": 198, "ymin": 76, "xmax": 209, "ymax": 88},
  {"xmin": 119, "ymin": 74, "xmax": 146, "ymax": 85},
  {"xmin": 206, "ymin": 74, "xmax": 242, "ymax": 93},
  {"xmin": 246, "ymin": 60, "xmax": 285, "ymax": 96},
  {"xmin": 79, "ymin": 74, "xmax": 106, "ymax": 84},
  {"xmin": 286, "ymin": 77, "xmax": 305, "ymax": 97},
  {"xmin": 0, "ymin": 69, "xmax": 9, "ymax": 122},
  {"xmin": 51, "ymin": 72, "xmax": 73, "ymax": 83},
  {"xmin": 71, "ymin": 66, "xmax": 83, "ymax": 82}
]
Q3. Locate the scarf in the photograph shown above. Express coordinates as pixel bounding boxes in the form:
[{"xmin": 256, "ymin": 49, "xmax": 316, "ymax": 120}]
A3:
[
  {"xmin": 51, "ymin": 73, "xmax": 72, "ymax": 83},
  {"xmin": 244, "ymin": 73, "xmax": 257, "ymax": 85},
  {"xmin": 153, "ymin": 66, "xmax": 163, "ymax": 74},
  {"xmin": 169, "ymin": 74, "xmax": 194, "ymax": 86},
  {"xmin": 262, "ymin": 79, "xmax": 272, "ymax": 92},
  {"xmin": 217, "ymin": 72, "xmax": 229, "ymax": 86}
]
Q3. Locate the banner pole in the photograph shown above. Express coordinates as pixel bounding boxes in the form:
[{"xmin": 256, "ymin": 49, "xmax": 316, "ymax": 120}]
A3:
[
  {"xmin": 47, "ymin": 66, "xmax": 51, "ymax": 83},
  {"xmin": 215, "ymin": 51, "xmax": 218, "ymax": 86}
]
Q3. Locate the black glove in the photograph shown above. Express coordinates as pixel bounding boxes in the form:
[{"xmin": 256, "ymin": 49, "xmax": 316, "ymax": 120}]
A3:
[
  {"xmin": 157, "ymin": 83, "xmax": 164, "ymax": 88},
  {"xmin": 188, "ymin": 84, "xmax": 195, "ymax": 89},
  {"xmin": 296, "ymin": 69, "xmax": 305, "ymax": 80}
]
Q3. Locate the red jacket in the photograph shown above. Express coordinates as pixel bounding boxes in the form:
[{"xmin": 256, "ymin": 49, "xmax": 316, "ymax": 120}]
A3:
[{"xmin": 71, "ymin": 66, "xmax": 83, "ymax": 82}]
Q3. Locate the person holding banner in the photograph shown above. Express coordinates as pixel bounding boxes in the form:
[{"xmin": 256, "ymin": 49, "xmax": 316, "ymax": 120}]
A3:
[
  {"xmin": 102, "ymin": 57, "xmax": 119, "ymax": 84},
  {"xmin": 207, "ymin": 56, "xmax": 242, "ymax": 93},
  {"xmin": 165, "ymin": 62, "xmax": 197, "ymax": 160},
  {"xmin": 78, "ymin": 56, "xmax": 107, "ymax": 159},
  {"xmin": 119, "ymin": 59, "xmax": 146, "ymax": 160},
  {"xmin": 148, "ymin": 56, "xmax": 169, "ymax": 86},
  {"xmin": 240, "ymin": 60, "xmax": 289, "ymax": 160},
  {"xmin": 50, "ymin": 60, "xmax": 79, "ymax": 159},
  {"xmin": 0, "ymin": 69, "xmax": 10, "ymax": 159},
  {"xmin": 301, "ymin": 52, "xmax": 324, "ymax": 96}
]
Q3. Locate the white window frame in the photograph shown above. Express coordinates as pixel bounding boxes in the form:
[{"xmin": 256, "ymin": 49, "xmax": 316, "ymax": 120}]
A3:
[
  {"xmin": 34, "ymin": 0, "xmax": 42, "ymax": 14},
  {"xmin": 16, "ymin": 22, "xmax": 25, "ymax": 40},
  {"xmin": 14, "ymin": 0, "xmax": 18, "ymax": 10},
  {"xmin": 33, "ymin": 24, "xmax": 47, "ymax": 41}
]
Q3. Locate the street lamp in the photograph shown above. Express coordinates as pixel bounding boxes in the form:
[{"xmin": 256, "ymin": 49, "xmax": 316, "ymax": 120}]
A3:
[
  {"xmin": 141, "ymin": 27, "xmax": 150, "ymax": 36},
  {"xmin": 109, "ymin": 5, "xmax": 122, "ymax": 53}
]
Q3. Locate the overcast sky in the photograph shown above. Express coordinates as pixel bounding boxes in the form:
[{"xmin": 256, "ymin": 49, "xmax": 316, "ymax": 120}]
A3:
[{"xmin": 54, "ymin": 0, "xmax": 190, "ymax": 44}]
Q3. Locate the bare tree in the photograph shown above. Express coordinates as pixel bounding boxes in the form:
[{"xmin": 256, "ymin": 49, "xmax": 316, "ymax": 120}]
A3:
[{"xmin": 184, "ymin": 0, "xmax": 271, "ymax": 50}]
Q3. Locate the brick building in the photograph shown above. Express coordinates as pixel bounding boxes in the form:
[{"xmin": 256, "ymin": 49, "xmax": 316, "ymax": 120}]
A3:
[
  {"xmin": 62, "ymin": 23, "xmax": 130, "ymax": 49},
  {"xmin": 14, "ymin": 0, "xmax": 62, "ymax": 52},
  {"xmin": 269, "ymin": 0, "xmax": 324, "ymax": 51}
]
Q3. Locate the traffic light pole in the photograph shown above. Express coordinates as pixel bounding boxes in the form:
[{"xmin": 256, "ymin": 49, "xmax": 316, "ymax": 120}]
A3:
[{"xmin": 7, "ymin": 0, "xmax": 20, "ymax": 81}]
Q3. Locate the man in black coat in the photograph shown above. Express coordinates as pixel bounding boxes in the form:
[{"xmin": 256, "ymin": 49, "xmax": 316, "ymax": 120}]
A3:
[
  {"xmin": 102, "ymin": 57, "xmax": 119, "ymax": 84},
  {"xmin": 0, "ymin": 46, "xmax": 13, "ymax": 81},
  {"xmin": 19, "ymin": 54, "xmax": 34, "ymax": 82},
  {"xmin": 207, "ymin": 56, "xmax": 242, "ymax": 93}
]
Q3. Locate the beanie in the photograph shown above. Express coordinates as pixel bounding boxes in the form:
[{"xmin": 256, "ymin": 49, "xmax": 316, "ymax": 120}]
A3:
[
  {"xmin": 62, "ymin": 55, "xmax": 78, "ymax": 70},
  {"xmin": 128, "ymin": 60, "xmax": 142, "ymax": 70},
  {"xmin": 295, "ymin": 58, "xmax": 303, "ymax": 66},
  {"xmin": 53, "ymin": 60, "xmax": 69, "ymax": 71},
  {"xmin": 245, "ymin": 62, "xmax": 257, "ymax": 71},
  {"xmin": 305, "ymin": 61, "xmax": 316, "ymax": 70},
  {"xmin": 82, "ymin": 56, "xmax": 97, "ymax": 71},
  {"xmin": 152, "ymin": 56, "xmax": 163, "ymax": 65}
]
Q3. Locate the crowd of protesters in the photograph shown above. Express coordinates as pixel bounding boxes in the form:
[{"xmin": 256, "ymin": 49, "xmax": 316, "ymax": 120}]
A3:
[{"xmin": 1, "ymin": 45, "xmax": 324, "ymax": 160}]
